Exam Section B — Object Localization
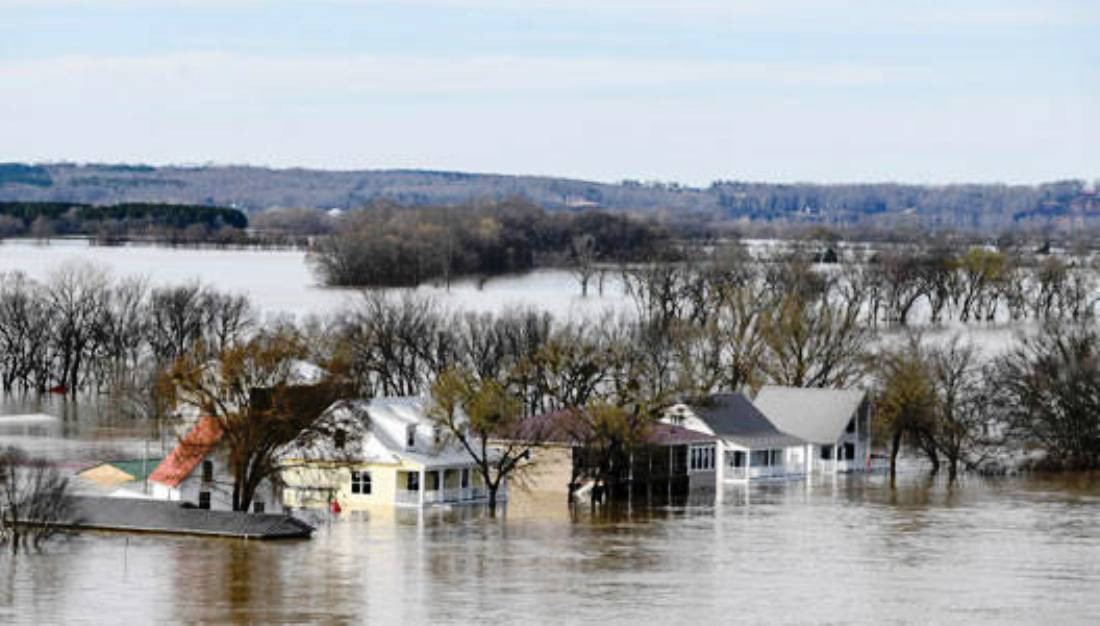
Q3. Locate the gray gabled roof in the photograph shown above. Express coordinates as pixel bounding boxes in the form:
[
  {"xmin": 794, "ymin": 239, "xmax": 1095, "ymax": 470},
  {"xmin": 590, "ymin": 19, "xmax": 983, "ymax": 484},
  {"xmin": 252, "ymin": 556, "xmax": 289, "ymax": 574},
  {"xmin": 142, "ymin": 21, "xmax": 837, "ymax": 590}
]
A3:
[
  {"xmin": 753, "ymin": 386, "xmax": 866, "ymax": 445},
  {"xmin": 685, "ymin": 393, "xmax": 805, "ymax": 449}
]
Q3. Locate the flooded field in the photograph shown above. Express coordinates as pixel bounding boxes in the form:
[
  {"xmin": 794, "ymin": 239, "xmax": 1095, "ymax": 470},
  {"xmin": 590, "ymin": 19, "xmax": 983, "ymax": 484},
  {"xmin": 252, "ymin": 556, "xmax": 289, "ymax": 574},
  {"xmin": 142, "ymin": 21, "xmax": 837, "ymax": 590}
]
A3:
[{"xmin": 0, "ymin": 239, "xmax": 625, "ymax": 320}]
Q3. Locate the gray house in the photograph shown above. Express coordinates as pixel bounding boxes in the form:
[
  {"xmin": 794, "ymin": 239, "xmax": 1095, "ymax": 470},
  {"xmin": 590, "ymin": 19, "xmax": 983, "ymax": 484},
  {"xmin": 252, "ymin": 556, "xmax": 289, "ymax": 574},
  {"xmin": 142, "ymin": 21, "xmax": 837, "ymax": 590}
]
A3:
[
  {"xmin": 664, "ymin": 393, "xmax": 807, "ymax": 482},
  {"xmin": 752, "ymin": 386, "xmax": 872, "ymax": 474}
]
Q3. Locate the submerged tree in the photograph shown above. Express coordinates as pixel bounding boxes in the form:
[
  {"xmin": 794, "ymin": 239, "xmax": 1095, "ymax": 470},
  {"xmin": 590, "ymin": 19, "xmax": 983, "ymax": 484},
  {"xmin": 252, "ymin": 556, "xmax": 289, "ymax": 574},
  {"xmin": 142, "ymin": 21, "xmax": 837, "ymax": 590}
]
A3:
[
  {"xmin": 429, "ymin": 367, "xmax": 550, "ymax": 517},
  {"xmin": 993, "ymin": 323, "xmax": 1100, "ymax": 470},
  {"xmin": 0, "ymin": 447, "xmax": 73, "ymax": 553},
  {"xmin": 927, "ymin": 337, "xmax": 993, "ymax": 480},
  {"xmin": 875, "ymin": 339, "xmax": 938, "ymax": 484}
]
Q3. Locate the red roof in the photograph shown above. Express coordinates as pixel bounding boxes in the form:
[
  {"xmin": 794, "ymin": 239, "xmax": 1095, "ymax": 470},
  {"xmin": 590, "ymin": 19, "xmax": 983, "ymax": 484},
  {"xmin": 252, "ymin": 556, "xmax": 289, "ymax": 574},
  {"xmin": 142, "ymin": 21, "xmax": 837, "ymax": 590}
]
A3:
[{"xmin": 148, "ymin": 416, "xmax": 224, "ymax": 488}]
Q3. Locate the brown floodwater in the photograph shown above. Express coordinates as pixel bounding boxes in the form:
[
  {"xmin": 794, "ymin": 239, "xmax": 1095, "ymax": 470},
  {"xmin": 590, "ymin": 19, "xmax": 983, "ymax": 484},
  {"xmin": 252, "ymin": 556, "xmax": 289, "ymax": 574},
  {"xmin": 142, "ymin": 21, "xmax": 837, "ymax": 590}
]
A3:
[{"xmin": 1, "ymin": 473, "xmax": 1099, "ymax": 624}]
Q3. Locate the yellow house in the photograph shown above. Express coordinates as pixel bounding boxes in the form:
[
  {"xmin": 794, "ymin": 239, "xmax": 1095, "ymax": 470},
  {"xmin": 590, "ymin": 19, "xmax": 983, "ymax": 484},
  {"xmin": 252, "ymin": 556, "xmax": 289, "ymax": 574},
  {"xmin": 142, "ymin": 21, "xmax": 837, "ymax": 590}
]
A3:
[{"xmin": 281, "ymin": 396, "xmax": 494, "ymax": 510}]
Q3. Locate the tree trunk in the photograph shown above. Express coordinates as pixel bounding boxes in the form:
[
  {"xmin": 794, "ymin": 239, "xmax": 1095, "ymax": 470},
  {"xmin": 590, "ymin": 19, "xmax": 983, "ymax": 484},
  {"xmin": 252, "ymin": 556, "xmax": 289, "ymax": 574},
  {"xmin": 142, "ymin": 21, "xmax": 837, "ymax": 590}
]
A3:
[
  {"xmin": 487, "ymin": 484, "xmax": 498, "ymax": 518},
  {"xmin": 926, "ymin": 441, "xmax": 940, "ymax": 477},
  {"xmin": 889, "ymin": 431, "xmax": 902, "ymax": 487},
  {"xmin": 948, "ymin": 456, "xmax": 959, "ymax": 482}
]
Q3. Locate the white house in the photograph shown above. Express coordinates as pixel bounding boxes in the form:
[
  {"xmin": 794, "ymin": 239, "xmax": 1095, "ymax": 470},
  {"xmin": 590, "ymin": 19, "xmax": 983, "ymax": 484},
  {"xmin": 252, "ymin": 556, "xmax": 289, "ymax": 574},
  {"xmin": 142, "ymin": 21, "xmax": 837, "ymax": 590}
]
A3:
[
  {"xmin": 752, "ymin": 386, "xmax": 872, "ymax": 474},
  {"xmin": 147, "ymin": 416, "xmax": 281, "ymax": 513},
  {"xmin": 664, "ymin": 393, "xmax": 807, "ymax": 482},
  {"xmin": 281, "ymin": 396, "xmax": 494, "ymax": 510}
]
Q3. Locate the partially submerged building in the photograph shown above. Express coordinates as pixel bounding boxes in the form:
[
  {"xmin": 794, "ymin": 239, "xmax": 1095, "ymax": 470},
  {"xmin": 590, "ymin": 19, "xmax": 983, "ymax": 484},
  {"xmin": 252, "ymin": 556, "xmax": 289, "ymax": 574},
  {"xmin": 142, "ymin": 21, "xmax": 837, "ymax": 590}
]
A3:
[
  {"xmin": 664, "ymin": 393, "xmax": 807, "ymax": 482},
  {"xmin": 147, "ymin": 415, "xmax": 281, "ymax": 513},
  {"xmin": 752, "ymin": 385, "xmax": 872, "ymax": 474},
  {"xmin": 500, "ymin": 409, "xmax": 717, "ymax": 502},
  {"xmin": 281, "ymin": 396, "xmax": 491, "ymax": 510}
]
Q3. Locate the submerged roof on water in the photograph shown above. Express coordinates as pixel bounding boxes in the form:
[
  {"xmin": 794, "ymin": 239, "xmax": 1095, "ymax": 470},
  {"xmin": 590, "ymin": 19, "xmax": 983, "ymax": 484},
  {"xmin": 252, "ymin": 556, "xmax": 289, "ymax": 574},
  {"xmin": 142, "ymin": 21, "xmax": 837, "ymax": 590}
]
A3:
[{"xmin": 64, "ymin": 496, "xmax": 314, "ymax": 539}]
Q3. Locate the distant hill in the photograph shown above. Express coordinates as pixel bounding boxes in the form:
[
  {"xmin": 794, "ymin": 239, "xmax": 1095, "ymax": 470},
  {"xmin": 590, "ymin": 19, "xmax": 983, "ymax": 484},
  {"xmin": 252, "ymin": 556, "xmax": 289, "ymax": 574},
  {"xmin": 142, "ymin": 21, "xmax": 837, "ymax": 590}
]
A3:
[{"xmin": 0, "ymin": 162, "xmax": 1095, "ymax": 232}]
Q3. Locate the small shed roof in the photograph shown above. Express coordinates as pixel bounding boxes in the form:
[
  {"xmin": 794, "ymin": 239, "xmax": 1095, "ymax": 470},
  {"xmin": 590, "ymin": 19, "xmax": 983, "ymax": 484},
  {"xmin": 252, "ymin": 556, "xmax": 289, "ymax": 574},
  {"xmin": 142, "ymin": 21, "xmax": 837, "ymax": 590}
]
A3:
[
  {"xmin": 78, "ymin": 458, "xmax": 163, "ymax": 486},
  {"xmin": 753, "ymin": 386, "xmax": 866, "ymax": 445}
]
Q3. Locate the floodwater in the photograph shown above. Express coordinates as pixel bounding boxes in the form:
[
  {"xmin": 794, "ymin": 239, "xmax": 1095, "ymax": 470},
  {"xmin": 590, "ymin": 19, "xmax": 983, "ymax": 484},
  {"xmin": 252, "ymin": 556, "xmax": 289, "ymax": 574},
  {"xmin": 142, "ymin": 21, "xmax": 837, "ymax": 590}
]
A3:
[
  {"xmin": 2, "ymin": 475, "xmax": 1099, "ymax": 624},
  {"xmin": 1, "ymin": 240, "xmax": 1093, "ymax": 623}
]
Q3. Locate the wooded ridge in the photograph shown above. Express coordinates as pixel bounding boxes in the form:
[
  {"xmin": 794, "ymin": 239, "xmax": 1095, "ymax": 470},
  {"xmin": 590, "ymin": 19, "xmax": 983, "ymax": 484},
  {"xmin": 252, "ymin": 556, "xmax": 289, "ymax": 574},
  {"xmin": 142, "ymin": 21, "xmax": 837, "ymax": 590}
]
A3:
[{"xmin": 1, "ymin": 163, "xmax": 1095, "ymax": 233}]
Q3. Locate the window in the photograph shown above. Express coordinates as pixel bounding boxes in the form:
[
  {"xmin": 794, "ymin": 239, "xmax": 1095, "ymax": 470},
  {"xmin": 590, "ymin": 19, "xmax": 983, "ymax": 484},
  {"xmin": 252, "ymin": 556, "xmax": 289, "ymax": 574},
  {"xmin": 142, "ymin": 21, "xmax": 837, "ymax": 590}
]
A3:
[
  {"xmin": 821, "ymin": 445, "xmax": 834, "ymax": 460},
  {"xmin": 433, "ymin": 426, "xmax": 442, "ymax": 446},
  {"xmin": 846, "ymin": 418, "xmax": 856, "ymax": 434},
  {"xmin": 751, "ymin": 449, "xmax": 770, "ymax": 467},
  {"xmin": 406, "ymin": 472, "xmax": 420, "ymax": 491},
  {"xmin": 729, "ymin": 450, "xmax": 745, "ymax": 468},
  {"xmin": 426, "ymin": 471, "xmax": 440, "ymax": 491},
  {"xmin": 198, "ymin": 491, "xmax": 211, "ymax": 510},
  {"xmin": 689, "ymin": 445, "xmax": 715, "ymax": 471},
  {"xmin": 351, "ymin": 470, "xmax": 372, "ymax": 495},
  {"xmin": 406, "ymin": 426, "xmax": 416, "ymax": 449},
  {"xmin": 461, "ymin": 469, "xmax": 470, "ymax": 489},
  {"xmin": 201, "ymin": 460, "xmax": 213, "ymax": 483},
  {"xmin": 770, "ymin": 449, "xmax": 782, "ymax": 466},
  {"xmin": 334, "ymin": 429, "xmax": 347, "ymax": 450},
  {"xmin": 253, "ymin": 501, "xmax": 265, "ymax": 514},
  {"xmin": 843, "ymin": 442, "xmax": 856, "ymax": 461}
]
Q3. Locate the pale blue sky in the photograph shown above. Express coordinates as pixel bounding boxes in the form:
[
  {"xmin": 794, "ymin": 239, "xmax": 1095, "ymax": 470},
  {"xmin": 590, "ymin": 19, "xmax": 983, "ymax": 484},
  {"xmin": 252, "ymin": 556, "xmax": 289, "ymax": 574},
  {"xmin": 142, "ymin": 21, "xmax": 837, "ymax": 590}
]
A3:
[{"xmin": 1, "ymin": 0, "xmax": 1096, "ymax": 185}]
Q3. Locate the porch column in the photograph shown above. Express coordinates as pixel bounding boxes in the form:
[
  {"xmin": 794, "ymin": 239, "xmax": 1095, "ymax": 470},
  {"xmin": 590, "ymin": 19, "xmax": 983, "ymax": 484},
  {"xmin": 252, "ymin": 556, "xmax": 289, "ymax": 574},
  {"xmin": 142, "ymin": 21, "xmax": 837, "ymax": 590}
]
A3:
[
  {"xmin": 715, "ymin": 442, "xmax": 724, "ymax": 484},
  {"xmin": 745, "ymin": 448, "xmax": 751, "ymax": 481},
  {"xmin": 418, "ymin": 468, "xmax": 426, "ymax": 506}
]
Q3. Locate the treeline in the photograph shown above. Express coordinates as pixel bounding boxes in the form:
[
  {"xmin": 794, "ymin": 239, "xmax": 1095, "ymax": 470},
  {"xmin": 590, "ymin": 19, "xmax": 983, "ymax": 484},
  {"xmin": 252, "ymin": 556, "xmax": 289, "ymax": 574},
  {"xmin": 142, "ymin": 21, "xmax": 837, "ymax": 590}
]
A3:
[
  {"xmin": 792, "ymin": 242, "xmax": 1099, "ymax": 326},
  {"xmin": 879, "ymin": 323, "xmax": 1100, "ymax": 476},
  {"xmin": 8, "ymin": 163, "xmax": 1096, "ymax": 234},
  {"xmin": 0, "ymin": 201, "xmax": 248, "ymax": 242},
  {"xmin": 309, "ymin": 198, "xmax": 668, "ymax": 287},
  {"xmin": 0, "ymin": 268, "xmax": 253, "ymax": 396},
  {"xmin": 3, "ymin": 252, "xmax": 1099, "ymax": 493}
]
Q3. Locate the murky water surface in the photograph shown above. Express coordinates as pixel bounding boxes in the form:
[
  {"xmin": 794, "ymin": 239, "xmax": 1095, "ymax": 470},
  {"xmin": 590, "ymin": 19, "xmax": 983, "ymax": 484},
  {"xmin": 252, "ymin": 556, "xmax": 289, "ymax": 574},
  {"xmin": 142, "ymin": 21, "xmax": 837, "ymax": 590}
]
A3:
[{"xmin": 1, "ymin": 475, "xmax": 1099, "ymax": 624}]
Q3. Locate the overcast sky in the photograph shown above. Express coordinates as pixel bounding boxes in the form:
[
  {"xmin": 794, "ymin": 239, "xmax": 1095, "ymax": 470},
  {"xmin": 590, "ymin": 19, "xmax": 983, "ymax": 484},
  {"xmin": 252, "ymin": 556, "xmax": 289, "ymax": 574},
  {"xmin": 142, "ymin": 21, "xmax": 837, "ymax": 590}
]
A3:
[{"xmin": 1, "ymin": 0, "xmax": 1096, "ymax": 185}]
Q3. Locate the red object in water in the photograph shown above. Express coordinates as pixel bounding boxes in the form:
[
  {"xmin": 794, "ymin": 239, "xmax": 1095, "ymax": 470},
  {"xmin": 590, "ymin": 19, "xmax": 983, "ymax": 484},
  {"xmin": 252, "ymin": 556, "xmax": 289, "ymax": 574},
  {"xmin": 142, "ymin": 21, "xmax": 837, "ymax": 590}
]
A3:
[
  {"xmin": 48, "ymin": 385, "xmax": 67, "ymax": 395},
  {"xmin": 331, "ymin": 500, "xmax": 342, "ymax": 514}
]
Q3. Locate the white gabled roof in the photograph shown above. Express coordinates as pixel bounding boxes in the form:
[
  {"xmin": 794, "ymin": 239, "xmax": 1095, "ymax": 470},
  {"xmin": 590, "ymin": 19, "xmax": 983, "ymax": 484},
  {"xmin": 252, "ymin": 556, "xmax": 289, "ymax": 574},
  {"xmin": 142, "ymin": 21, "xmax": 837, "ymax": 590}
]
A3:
[
  {"xmin": 752, "ymin": 386, "xmax": 866, "ymax": 445},
  {"xmin": 348, "ymin": 396, "xmax": 481, "ymax": 468}
]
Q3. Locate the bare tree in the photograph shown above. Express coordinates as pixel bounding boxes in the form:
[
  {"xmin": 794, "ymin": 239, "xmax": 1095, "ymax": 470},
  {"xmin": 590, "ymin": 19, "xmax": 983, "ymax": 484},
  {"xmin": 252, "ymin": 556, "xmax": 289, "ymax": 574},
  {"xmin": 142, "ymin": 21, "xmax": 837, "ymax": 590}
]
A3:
[
  {"xmin": 569, "ymin": 234, "xmax": 598, "ymax": 297},
  {"xmin": 0, "ymin": 447, "xmax": 73, "ymax": 553},
  {"xmin": 759, "ymin": 293, "xmax": 869, "ymax": 388}
]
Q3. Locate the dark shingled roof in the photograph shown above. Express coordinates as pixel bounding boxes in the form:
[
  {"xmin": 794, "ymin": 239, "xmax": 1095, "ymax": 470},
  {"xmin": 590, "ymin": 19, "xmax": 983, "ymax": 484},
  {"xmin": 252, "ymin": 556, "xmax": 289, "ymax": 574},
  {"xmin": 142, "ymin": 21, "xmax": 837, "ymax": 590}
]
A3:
[
  {"xmin": 686, "ymin": 393, "xmax": 806, "ymax": 449},
  {"xmin": 510, "ymin": 409, "xmax": 713, "ymax": 447},
  {"xmin": 62, "ymin": 496, "xmax": 313, "ymax": 540}
]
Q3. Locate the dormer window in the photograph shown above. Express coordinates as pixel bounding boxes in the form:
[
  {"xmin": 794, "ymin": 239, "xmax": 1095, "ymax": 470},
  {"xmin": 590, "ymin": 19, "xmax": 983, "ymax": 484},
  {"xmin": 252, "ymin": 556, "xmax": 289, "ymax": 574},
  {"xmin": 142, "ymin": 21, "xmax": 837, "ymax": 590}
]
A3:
[
  {"xmin": 406, "ymin": 425, "xmax": 416, "ymax": 449},
  {"xmin": 334, "ymin": 429, "xmax": 347, "ymax": 450},
  {"xmin": 433, "ymin": 426, "xmax": 442, "ymax": 446}
]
